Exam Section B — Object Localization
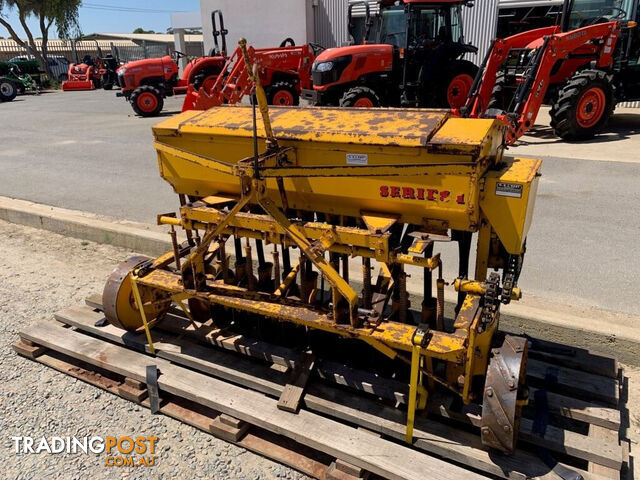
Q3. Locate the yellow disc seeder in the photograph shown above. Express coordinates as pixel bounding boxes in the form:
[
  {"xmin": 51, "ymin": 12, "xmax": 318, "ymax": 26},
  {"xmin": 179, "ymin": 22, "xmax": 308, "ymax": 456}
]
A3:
[{"xmin": 103, "ymin": 42, "xmax": 542, "ymax": 454}]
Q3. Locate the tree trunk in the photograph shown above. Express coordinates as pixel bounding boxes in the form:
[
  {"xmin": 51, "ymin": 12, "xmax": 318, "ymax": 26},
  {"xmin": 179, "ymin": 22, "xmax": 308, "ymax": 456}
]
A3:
[
  {"xmin": 39, "ymin": 14, "xmax": 54, "ymax": 77},
  {"xmin": 17, "ymin": 9, "xmax": 49, "ymax": 76}
]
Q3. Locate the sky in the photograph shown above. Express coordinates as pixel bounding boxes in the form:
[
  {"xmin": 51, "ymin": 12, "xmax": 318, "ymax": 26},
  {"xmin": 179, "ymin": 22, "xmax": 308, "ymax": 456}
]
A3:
[{"xmin": 0, "ymin": 0, "xmax": 201, "ymax": 39}]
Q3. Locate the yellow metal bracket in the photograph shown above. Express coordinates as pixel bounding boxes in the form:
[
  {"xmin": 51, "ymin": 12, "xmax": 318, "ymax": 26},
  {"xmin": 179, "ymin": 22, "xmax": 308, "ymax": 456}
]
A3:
[
  {"xmin": 406, "ymin": 328, "xmax": 429, "ymax": 443},
  {"xmin": 130, "ymin": 272, "xmax": 156, "ymax": 355}
]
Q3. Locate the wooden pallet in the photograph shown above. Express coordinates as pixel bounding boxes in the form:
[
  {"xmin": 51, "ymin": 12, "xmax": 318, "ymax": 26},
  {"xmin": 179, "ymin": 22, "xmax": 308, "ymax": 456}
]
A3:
[{"xmin": 11, "ymin": 295, "xmax": 629, "ymax": 480}]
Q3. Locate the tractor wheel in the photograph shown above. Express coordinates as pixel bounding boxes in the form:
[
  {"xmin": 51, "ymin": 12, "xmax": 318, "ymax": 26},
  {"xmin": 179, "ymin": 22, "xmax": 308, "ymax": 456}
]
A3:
[
  {"xmin": 131, "ymin": 85, "xmax": 164, "ymax": 117},
  {"xmin": 103, "ymin": 77, "xmax": 114, "ymax": 90},
  {"xmin": 339, "ymin": 86, "xmax": 381, "ymax": 108},
  {"xmin": 487, "ymin": 72, "xmax": 516, "ymax": 112},
  {"xmin": 266, "ymin": 80, "xmax": 299, "ymax": 106},
  {"xmin": 0, "ymin": 79, "xmax": 17, "ymax": 102},
  {"xmin": 192, "ymin": 67, "xmax": 221, "ymax": 92},
  {"xmin": 437, "ymin": 60, "xmax": 478, "ymax": 109},
  {"xmin": 550, "ymin": 69, "xmax": 614, "ymax": 140}
]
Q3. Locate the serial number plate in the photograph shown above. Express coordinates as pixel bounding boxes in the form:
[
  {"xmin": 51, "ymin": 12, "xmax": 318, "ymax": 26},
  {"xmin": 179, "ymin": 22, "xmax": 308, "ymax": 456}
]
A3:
[
  {"xmin": 346, "ymin": 153, "xmax": 368, "ymax": 165},
  {"xmin": 495, "ymin": 182, "xmax": 523, "ymax": 198}
]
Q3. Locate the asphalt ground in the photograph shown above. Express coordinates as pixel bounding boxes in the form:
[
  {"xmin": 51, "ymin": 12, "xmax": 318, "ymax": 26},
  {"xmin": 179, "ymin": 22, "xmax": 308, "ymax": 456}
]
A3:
[{"xmin": 1, "ymin": 89, "xmax": 639, "ymax": 316}]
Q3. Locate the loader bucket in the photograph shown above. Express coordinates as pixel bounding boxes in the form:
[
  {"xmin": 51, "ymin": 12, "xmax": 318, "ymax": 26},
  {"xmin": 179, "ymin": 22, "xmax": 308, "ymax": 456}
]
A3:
[{"xmin": 62, "ymin": 80, "xmax": 95, "ymax": 91}]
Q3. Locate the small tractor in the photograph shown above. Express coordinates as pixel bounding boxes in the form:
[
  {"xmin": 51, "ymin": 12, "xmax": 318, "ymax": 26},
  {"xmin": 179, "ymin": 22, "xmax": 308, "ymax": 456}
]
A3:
[
  {"xmin": 460, "ymin": 0, "xmax": 640, "ymax": 142},
  {"xmin": 303, "ymin": 0, "xmax": 479, "ymax": 108},
  {"xmin": 62, "ymin": 40, "xmax": 120, "ymax": 91},
  {"xmin": 181, "ymin": 38, "xmax": 322, "ymax": 111},
  {"xmin": 116, "ymin": 10, "xmax": 230, "ymax": 116},
  {"xmin": 103, "ymin": 42, "xmax": 540, "ymax": 454},
  {"xmin": 5, "ymin": 58, "xmax": 49, "ymax": 90},
  {"xmin": 0, "ymin": 61, "xmax": 41, "ymax": 95}
]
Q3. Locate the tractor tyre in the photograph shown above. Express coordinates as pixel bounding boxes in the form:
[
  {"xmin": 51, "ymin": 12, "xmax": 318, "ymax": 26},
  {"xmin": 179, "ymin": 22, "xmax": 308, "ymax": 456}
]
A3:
[
  {"xmin": 550, "ymin": 69, "xmax": 614, "ymax": 140},
  {"xmin": 103, "ymin": 78, "xmax": 114, "ymax": 90},
  {"xmin": 487, "ymin": 72, "xmax": 515, "ymax": 112},
  {"xmin": 266, "ymin": 80, "xmax": 299, "ymax": 106},
  {"xmin": 131, "ymin": 85, "xmax": 164, "ymax": 117},
  {"xmin": 436, "ymin": 60, "xmax": 478, "ymax": 109},
  {"xmin": 192, "ymin": 67, "xmax": 221, "ymax": 92},
  {"xmin": 339, "ymin": 86, "xmax": 381, "ymax": 108},
  {"xmin": 0, "ymin": 79, "xmax": 17, "ymax": 102}
]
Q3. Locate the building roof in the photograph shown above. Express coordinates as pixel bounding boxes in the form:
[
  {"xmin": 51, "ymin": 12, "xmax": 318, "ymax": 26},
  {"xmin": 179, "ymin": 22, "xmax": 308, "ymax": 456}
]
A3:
[{"xmin": 84, "ymin": 33, "xmax": 203, "ymax": 44}]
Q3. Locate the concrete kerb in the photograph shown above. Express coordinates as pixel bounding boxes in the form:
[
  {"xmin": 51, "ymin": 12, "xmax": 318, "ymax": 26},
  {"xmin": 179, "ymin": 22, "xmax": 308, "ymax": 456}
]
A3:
[{"xmin": 2, "ymin": 195, "xmax": 638, "ymax": 365}]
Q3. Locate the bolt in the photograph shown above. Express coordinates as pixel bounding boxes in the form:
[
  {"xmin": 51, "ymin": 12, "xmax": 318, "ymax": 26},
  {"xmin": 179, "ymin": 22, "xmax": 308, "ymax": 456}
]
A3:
[
  {"xmin": 503, "ymin": 424, "xmax": 511, "ymax": 432},
  {"xmin": 508, "ymin": 380, "xmax": 516, "ymax": 389},
  {"xmin": 482, "ymin": 428, "xmax": 490, "ymax": 436},
  {"xmin": 486, "ymin": 388, "xmax": 493, "ymax": 397},
  {"xmin": 457, "ymin": 375, "xmax": 465, "ymax": 387}
]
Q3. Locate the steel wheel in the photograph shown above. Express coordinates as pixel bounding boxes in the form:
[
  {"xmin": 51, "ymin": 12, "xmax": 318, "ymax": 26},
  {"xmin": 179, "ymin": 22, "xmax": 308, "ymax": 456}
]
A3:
[
  {"xmin": 272, "ymin": 89, "xmax": 295, "ymax": 105},
  {"xmin": 137, "ymin": 92, "xmax": 159, "ymax": 113},
  {"xmin": 481, "ymin": 334, "xmax": 528, "ymax": 453},
  {"xmin": 102, "ymin": 256, "xmax": 171, "ymax": 331},
  {"xmin": 576, "ymin": 87, "xmax": 606, "ymax": 129},
  {"xmin": 446, "ymin": 73, "xmax": 474, "ymax": 109}
]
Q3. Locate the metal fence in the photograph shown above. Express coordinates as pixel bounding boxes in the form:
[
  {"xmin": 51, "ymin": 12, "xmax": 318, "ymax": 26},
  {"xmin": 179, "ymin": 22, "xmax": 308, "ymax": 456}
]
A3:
[{"xmin": 0, "ymin": 39, "xmax": 174, "ymax": 62}]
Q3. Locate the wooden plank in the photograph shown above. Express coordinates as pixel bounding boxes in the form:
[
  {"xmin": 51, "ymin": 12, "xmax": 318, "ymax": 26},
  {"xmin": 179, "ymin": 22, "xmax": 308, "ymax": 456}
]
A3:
[
  {"xmin": 527, "ymin": 359, "xmax": 619, "ymax": 406},
  {"xmin": 307, "ymin": 384, "xmax": 608, "ymax": 480},
  {"xmin": 519, "ymin": 418, "xmax": 621, "ymax": 469},
  {"xmin": 55, "ymin": 304, "xmax": 620, "ymax": 479},
  {"xmin": 85, "ymin": 293, "xmax": 103, "ymax": 310},
  {"xmin": 55, "ymin": 305, "xmax": 288, "ymax": 397},
  {"xmin": 327, "ymin": 460, "xmax": 369, "ymax": 480},
  {"xmin": 62, "ymin": 304, "xmax": 622, "ymax": 432},
  {"xmin": 278, "ymin": 352, "xmax": 315, "ymax": 413},
  {"xmin": 528, "ymin": 338, "xmax": 619, "ymax": 378},
  {"xmin": 528, "ymin": 387, "xmax": 620, "ymax": 430},
  {"xmin": 20, "ymin": 322, "xmax": 489, "ymax": 480},
  {"xmin": 32, "ymin": 348, "xmax": 333, "ymax": 480},
  {"xmin": 59, "ymin": 305, "xmax": 409, "ymax": 403},
  {"xmin": 13, "ymin": 339, "xmax": 46, "ymax": 359},
  {"xmin": 587, "ymin": 425, "xmax": 620, "ymax": 479}
]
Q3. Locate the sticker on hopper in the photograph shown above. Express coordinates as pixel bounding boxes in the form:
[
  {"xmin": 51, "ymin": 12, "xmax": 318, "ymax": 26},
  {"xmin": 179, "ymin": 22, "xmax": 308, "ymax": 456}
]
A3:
[
  {"xmin": 347, "ymin": 153, "xmax": 368, "ymax": 165},
  {"xmin": 495, "ymin": 182, "xmax": 523, "ymax": 198}
]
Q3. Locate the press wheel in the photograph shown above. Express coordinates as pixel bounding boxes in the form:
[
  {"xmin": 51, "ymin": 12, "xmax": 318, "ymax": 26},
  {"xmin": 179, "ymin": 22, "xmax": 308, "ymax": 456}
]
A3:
[
  {"xmin": 102, "ymin": 256, "xmax": 171, "ymax": 331},
  {"xmin": 480, "ymin": 334, "xmax": 528, "ymax": 453}
]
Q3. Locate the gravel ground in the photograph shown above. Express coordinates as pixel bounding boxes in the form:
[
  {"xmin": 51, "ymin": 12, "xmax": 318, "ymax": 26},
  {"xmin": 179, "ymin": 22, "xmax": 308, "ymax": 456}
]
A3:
[
  {"xmin": 1, "ymin": 219, "xmax": 638, "ymax": 479},
  {"xmin": 0, "ymin": 220, "xmax": 309, "ymax": 480}
]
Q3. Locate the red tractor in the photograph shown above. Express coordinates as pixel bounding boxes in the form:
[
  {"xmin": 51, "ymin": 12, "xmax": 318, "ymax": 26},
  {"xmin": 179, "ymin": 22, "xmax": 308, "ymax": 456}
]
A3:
[
  {"xmin": 460, "ymin": 0, "xmax": 640, "ymax": 142},
  {"xmin": 302, "ymin": 0, "xmax": 479, "ymax": 108},
  {"xmin": 62, "ymin": 41, "xmax": 120, "ymax": 91},
  {"xmin": 182, "ymin": 38, "xmax": 322, "ymax": 111},
  {"xmin": 116, "ymin": 10, "xmax": 229, "ymax": 116}
]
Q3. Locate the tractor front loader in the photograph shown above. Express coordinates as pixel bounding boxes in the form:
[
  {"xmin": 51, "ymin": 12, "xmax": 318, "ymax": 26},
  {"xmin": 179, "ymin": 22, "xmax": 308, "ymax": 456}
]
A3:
[
  {"xmin": 181, "ymin": 38, "xmax": 321, "ymax": 111},
  {"xmin": 102, "ymin": 41, "xmax": 541, "ymax": 454},
  {"xmin": 460, "ymin": 0, "xmax": 640, "ymax": 142}
]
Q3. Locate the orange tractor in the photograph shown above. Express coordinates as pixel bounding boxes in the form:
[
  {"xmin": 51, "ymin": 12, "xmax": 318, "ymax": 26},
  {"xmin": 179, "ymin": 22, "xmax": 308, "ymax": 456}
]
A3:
[
  {"xmin": 62, "ymin": 41, "xmax": 119, "ymax": 91},
  {"xmin": 460, "ymin": 0, "xmax": 640, "ymax": 142},
  {"xmin": 182, "ymin": 38, "xmax": 322, "ymax": 111},
  {"xmin": 302, "ymin": 0, "xmax": 479, "ymax": 108},
  {"xmin": 115, "ymin": 11, "xmax": 230, "ymax": 116}
]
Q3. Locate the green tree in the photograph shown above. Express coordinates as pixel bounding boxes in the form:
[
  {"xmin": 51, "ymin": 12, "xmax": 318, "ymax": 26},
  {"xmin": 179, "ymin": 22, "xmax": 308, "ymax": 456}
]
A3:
[
  {"xmin": 0, "ymin": 0, "xmax": 81, "ymax": 75},
  {"xmin": 133, "ymin": 27, "xmax": 154, "ymax": 34}
]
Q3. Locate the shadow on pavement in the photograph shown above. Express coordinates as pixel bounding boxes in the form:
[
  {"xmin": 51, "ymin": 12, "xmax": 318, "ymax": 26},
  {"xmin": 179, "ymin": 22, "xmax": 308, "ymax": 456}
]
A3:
[{"xmin": 517, "ymin": 111, "xmax": 640, "ymax": 146}]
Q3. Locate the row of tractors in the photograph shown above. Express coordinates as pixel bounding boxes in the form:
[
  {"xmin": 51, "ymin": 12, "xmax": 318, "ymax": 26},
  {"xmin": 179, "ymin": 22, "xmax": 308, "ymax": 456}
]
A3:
[{"xmin": 62, "ymin": 0, "xmax": 640, "ymax": 143}]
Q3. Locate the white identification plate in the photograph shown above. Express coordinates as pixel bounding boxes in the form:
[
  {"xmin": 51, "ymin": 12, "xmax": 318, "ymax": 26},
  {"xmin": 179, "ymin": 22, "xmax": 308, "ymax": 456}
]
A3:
[
  {"xmin": 346, "ymin": 153, "xmax": 368, "ymax": 165},
  {"xmin": 495, "ymin": 182, "xmax": 523, "ymax": 198}
]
